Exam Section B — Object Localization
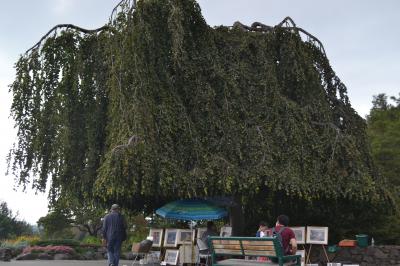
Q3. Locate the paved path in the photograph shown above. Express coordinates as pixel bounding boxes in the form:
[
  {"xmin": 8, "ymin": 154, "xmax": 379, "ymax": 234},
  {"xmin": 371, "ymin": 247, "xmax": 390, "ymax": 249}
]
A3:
[{"xmin": 0, "ymin": 260, "xmax": 134, "ymax": 266}]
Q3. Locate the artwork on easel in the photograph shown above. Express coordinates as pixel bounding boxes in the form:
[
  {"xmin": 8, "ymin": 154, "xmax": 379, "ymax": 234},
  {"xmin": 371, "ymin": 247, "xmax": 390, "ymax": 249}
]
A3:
[
  {"xmin": 306, "ymin": 226, "xmax": 328, "ymax": 245},
  {"xmin": 290, "ymin": 226, "xmax": 306, "ymax": 244},
  {"xmin": 220, "ymin": 226, "xmax": 232, "ymax": 237},
  {"xmin": 149, "ymin": 228, "xmax": 163, "ymax": 247},
  {"xmin": 163, "ymin": 249, "xmax": 179, "ymax": 265},
  {"xmin": 164, "ymin": 229, "xmax": 179, "ymax": 247},
  {"xmin": 178, "ymin": 229, "xmax": 195, "ymax": 244}
]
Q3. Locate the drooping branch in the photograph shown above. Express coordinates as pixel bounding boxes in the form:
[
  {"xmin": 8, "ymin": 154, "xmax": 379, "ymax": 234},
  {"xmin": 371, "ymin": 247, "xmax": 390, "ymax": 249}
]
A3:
[
  {"xmin": 232, "ymin": 16, "xmax": 326, "ymax": 56},
  {"xmin": 25, "ymin": 0, "xmax": 137, "ymax": 55},
  {"xmin": 25, "ymin": 24, "xmax": 110, "ymax": 54}
]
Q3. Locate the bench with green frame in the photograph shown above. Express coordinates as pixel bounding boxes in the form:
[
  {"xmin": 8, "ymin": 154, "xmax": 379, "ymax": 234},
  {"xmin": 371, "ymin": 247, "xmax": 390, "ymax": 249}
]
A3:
[{"xmin": 208, "ymin": 236, "xmax": 301, "ymax": 266}]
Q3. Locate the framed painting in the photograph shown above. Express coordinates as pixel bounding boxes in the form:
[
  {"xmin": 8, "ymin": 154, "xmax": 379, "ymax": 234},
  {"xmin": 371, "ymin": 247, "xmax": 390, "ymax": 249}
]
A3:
[
  {"xmin": 149, "ymin": 228, "xmax": 163, "ymax": 247},
  {"xmin": 220, "ymin": 226, "xmax": 232, "ymax": 237},
  {"xmin": 290, "ymin": 226, "xmax": 306, "ymax": 244},
  {"xmin": 164, "ymin": 229, "xmax": 179, "ymax": 247},
  {"xmin": 306, "ymin": 226, "xmax": 328, "ymax": 245},
  {"xmin": 163, "ymin": 249, "xmax": 179, "ymax": 265},
  {"xmin": 178, "ymin": 229, "xmax": 195, "ymax": 244}
]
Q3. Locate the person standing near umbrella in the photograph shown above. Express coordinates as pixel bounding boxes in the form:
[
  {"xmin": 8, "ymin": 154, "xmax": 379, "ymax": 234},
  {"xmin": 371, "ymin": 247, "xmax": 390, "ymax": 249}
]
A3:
[{"xmin": 102, "ymin": 204, "xmax": 127, "ymax": 266}]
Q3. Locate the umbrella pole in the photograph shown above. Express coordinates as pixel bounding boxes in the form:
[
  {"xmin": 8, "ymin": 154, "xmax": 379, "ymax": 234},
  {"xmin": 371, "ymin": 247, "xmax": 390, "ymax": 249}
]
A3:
[{"xmin": 191, "ymin": 221, "xmax": 195, "ymax": 264}]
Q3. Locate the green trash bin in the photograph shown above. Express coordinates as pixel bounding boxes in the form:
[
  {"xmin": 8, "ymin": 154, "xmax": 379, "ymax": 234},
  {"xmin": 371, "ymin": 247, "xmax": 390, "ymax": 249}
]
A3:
[{"xmin": 356, "ymin": 234, "xmax": 368, "ymax": 247}]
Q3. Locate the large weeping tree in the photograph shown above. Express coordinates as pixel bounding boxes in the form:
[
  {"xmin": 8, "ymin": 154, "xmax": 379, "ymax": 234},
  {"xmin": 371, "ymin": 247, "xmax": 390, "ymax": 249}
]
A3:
[{"xmin": 8, "ymin": 0, "xmax": 392, "ymax": 240}]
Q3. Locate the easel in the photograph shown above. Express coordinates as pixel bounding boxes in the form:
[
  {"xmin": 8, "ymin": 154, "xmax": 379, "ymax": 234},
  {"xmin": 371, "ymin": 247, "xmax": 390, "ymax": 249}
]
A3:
[{"xmin": 305, "ymin": 244, "xmax": 329, "ymax": 264}]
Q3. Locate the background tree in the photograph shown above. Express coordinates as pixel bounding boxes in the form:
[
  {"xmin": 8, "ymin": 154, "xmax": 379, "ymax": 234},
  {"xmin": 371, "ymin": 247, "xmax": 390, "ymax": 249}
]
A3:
[
  {"xmin": 367, "ymin": 93, "xmax": 400, "ymax": 243},
  {"xmin": 0, "ymin": 201, "xmax": 32, "ymax": 239},
  {"xmin": 37, "ymin": 209, "xmax": 73, "ymax": 239},
  {"xmin": 54, "ymin": 197, "xmax": 106, "ymax": 237},
  {"xmin": 367, "ymin": 93, "xmax": 400, "ymax": 187},
  {"xmin": 8, "ymin": 0, "xmax": 393, "ymax": 241}
]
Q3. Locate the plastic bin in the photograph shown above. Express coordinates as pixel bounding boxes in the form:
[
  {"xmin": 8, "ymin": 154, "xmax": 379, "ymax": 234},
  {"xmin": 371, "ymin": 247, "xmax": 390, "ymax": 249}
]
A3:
[{"xmin": 356, "ymin": 234, "xmax": 368, "ymax": 247}]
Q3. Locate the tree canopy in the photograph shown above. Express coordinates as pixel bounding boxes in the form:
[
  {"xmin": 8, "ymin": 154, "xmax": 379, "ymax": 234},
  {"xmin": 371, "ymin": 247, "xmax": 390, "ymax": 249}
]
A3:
[
  {"xmin": 366, "ymin": 93, "xmax": 400, "ymax": 244},
  {"xmin": 8, "ymin": 0, "xmax": 392, "ymax": 239},
  {"xmin": 367, "ymin": 93, "xmax": 400, "ymax": 188}
]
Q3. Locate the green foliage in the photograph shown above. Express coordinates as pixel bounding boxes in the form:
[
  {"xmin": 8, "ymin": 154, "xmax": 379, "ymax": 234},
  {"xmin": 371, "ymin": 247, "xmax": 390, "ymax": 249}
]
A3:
[
  {"xmin": 31, "ymin": 239, "xmax": 80, "ymax": 247},
  {"xmin": 366, "ymin": 93, "xmax": 400, "ymax": 244},
  {"xmin": 367, "ymin": 93, "xmax": 400, "ymax": 187},
  {"xmin": 0, "ymin": 201, "xmax": 33, "ymax": 239},
  {"xmin": 37, "ymin": 210, "xmax": 74, "ymax": 239},
  {"xmin": 8, "ymin": 0, "xmax": 392, "ymax": 242},
  {"xmin": 52, "ymin": 197, "xmax": 105, "ymax": 237},
  {"xmin": 81, "ymin": 236, "xmax": 101, "ymax": 245}
]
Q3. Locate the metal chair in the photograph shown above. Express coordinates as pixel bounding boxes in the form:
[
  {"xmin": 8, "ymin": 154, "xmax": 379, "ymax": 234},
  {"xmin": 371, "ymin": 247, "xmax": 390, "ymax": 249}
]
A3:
[{"xmin": 196, "ymin": 238, "xmax": 211, "ymax": 266}]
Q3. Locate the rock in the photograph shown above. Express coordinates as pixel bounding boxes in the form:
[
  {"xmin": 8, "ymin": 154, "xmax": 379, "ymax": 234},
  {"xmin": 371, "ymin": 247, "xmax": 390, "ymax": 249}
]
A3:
[
  {"xmin": 15, "ymin": 252, "xmax": 38, "ymax": 260},
  {"xmin": 94, "ymin": 252, "xmax": 104, "ymax": 260},
  {"xmin": 83, "ymin": 251, "xmax": 95, "ymax": 260},
  {"xmin": 37, "ymin": 253, "xmax": 53, "ymax": 260},
  {"xmin": 0, "ymin": 248, "xmax": 12, "ymax": 261},
  {"xmin": 372, "ymin": 248, "xmax": 387, "ymax": 259},
  {"xmin": 53, "ymin": 253, "xmax": 73, "ymax": 260}
]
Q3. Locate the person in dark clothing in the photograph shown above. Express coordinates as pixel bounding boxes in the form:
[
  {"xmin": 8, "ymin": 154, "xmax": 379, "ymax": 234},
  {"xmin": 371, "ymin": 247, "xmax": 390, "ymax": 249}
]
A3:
[{"xmin": 102, "ymin": 204, "xmax": 127, "ymax": 266}]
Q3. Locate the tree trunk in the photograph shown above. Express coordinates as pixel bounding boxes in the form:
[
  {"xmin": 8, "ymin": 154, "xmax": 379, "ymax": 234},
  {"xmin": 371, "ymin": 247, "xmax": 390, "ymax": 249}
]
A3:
[{"xmin": 229, "ymin": 196, "xmax": 245, "ymax": 236}]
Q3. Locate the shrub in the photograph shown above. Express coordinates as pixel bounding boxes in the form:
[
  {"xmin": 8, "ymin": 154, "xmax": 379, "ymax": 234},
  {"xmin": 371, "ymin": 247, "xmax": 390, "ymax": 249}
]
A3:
[
  {"xmin": 81, "ymin": 236, "xmax": 101, "ymax": 245},
  {"xmin": 31, "ymin": 239, "xmax": 80, "ymax": 247}
]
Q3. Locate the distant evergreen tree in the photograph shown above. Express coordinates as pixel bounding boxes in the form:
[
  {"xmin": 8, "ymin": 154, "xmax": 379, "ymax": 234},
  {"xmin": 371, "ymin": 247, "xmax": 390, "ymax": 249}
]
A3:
[
  {"xmin": 0, "ymin": 201, "xmax": 32, "ymax": 239},
  {"xmin": 367, "ymin": 93, "xmax": 400, "ymax": 243}
]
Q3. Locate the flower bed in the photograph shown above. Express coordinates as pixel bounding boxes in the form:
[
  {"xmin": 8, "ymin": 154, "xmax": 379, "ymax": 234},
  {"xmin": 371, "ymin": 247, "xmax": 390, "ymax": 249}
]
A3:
[{"xmin": 23, "ymin": 245, "xmax": 75, "ymax": 254}]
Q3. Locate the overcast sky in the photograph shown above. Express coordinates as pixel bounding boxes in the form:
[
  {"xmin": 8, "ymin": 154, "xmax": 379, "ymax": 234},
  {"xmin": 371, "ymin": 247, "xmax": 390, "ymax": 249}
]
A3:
[{"xmin": 0, "ymin": 0, "xmax": 399, "ymax": 224}]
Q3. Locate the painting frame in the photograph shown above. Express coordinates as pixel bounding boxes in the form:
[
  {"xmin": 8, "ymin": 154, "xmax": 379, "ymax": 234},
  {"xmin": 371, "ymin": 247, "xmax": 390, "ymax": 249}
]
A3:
[
  {"xmin": 149, "ymin": 228, "xmax": 163, "ymax": 247},
  {"xmin": 163, "ymin": 249, "xmax": 179, "ymax": 265},
  {"xmin": 306, "ymin": 226, "xmax": 329, "ymax": 245},
  {"xmin": 177, "ymin": 229, "xmax": 195, "ymax": 244},
  {"xmin": 290, "ymin": 226, "xmax": 306, "ymax": 244},
  {"xmin": 164, "ymin": 229, "xmax": 179, "ymax": 247},
  {"xmin": 220, "ymin": 226, "xmax": 232, "ymax": 237}
]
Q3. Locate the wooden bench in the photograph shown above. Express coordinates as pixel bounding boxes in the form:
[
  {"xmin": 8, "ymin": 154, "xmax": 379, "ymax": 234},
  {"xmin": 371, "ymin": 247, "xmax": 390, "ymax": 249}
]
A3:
[{"xmin": 208, "ymin": 236, "xmax": 301, "ymax": 266}]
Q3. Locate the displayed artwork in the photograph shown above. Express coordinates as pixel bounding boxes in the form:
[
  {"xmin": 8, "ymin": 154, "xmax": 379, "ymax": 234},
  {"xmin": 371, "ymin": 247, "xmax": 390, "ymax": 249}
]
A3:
[
  {"xmin": 151, "ymin": 251, "xmax": 161, "ymax": 260},
  {"xmin": 163, "ymin": 249, "xmax": 179, "ymax": 265},
  {"xmin": 149, "ymin": 228, "xmax": 163, "ymax": 247},
  {"xmin": 178, "ymin": 229, "xmax": 194, "ymax": 244},
  {"xmin": 290, "ymin": 226, "xmax": 306, "ymax": 244},
  {"xmin": 306, "ymin": 226, "xmax": 328, "ymax": 245},
  {"xmin": 196, "ymin": 227, "xmax": 207, "ymax": 239},
  {"xmin": 164, "ymin": 229, "xmax": 179, "ymax": 247},
  {"xmin": 220, "ymin": 226, "xmax": 232, "ymax": 237}
]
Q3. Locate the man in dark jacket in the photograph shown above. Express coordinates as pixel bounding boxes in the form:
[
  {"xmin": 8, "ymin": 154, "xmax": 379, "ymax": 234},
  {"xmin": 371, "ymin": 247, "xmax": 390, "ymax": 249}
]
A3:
[{"xmin": 102, "ymin": 204, "xmax": 127, "ymax": 266}]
